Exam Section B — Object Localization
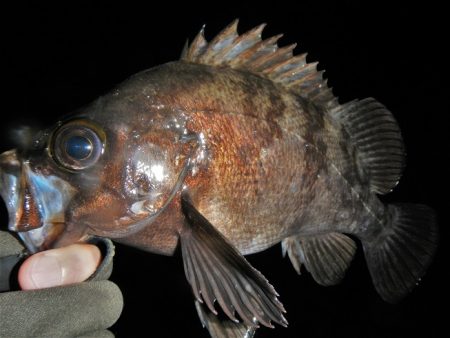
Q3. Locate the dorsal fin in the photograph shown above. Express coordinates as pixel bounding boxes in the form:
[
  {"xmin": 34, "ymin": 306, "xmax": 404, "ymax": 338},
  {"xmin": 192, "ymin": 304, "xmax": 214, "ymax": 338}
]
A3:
[
  {"xmin": 181, "ymin": 21, "xmax": 406, "ymax": 195},
  {"xmin": 181, "ymin": 20, "xmax": 339, "ymax": 111},
  {"xmin": 330, "ymin": 98, "xmax": 406, "ymax": 194}
]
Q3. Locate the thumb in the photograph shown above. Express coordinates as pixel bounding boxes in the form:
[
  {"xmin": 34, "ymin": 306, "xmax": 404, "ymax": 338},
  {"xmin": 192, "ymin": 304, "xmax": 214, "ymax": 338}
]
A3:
[{"xmin": 18, "ymin": 244, "xmax": 101, "ymax": 290}]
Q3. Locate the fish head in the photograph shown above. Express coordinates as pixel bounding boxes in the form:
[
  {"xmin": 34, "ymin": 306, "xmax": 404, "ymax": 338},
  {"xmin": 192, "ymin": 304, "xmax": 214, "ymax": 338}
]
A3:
[{"xmin": 0, "ymin": 78, "xmax": 200, "ymax": 253}]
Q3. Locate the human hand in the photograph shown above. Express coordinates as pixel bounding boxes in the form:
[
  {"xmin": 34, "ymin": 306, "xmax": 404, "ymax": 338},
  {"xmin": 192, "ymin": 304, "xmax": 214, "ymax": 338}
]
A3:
[
  {"xmin": 19, "ymin": 243, "xmax": 101, "ymax": 290},
  {"xmin": 0, "ymin": 230, "xmax": 123, "ymax": 337}
]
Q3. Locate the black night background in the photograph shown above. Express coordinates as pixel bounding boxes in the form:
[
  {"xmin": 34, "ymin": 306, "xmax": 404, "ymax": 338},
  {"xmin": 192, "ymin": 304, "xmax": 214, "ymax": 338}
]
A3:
[{"xmin": 1, "ymin": 2, "xmax": 448, "ymax": 337}]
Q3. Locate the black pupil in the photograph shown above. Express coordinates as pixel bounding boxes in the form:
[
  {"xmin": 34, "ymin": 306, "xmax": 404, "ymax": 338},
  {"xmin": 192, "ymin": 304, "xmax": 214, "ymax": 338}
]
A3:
[{"xmin": 65, "ymin": 135, "xmax": 92, "ymax": 160}]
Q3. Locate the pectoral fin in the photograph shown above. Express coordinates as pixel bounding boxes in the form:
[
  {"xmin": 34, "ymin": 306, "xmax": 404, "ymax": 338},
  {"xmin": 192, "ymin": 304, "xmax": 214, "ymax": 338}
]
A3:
[
  {"xmin": 180, "ymin": 193, "xmax": 287, "ymax": 329},
  {"xmin": 195, "ymin": 300, "xmax": 257, "ymax": 338}
]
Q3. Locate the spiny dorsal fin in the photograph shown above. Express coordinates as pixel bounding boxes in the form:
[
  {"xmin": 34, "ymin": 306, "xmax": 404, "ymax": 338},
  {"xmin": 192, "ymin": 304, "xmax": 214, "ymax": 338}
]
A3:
[{"xmin": 181, "ymin": 20, "xmax": 339, "ymax": 110}]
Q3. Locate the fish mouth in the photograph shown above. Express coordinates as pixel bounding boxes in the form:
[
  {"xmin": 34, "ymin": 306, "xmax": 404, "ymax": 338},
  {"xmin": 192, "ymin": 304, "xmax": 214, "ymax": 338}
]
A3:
[{"xmin": 0, "ymin": 149, "xmax": 75, "ymax": 253}]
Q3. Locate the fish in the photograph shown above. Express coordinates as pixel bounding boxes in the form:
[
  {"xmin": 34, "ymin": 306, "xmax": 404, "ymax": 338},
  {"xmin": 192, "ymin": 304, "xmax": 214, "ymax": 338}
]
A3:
[{"xmin": 0, "ymin": 20, "xmax": 439, "ymax": 337}]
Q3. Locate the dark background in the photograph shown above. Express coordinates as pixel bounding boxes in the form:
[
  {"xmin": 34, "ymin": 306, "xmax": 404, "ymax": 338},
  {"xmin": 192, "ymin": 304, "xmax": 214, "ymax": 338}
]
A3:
[{"xmin": 1, "ymin": 2, "xmax": 448, "ymax": 337}]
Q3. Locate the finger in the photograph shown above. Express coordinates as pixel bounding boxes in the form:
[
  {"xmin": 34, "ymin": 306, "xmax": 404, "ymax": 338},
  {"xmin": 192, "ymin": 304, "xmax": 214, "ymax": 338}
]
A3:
[{"xmin": 18, "ymin": 244, "xmax": 101, "ymax": 290}]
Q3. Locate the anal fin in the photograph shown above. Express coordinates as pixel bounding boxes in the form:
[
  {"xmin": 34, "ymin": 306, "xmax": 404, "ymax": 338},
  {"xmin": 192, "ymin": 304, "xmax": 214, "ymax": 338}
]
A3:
[{"xmin": 282, "ymin": 232, "xmax": 356, "ymax": 286}]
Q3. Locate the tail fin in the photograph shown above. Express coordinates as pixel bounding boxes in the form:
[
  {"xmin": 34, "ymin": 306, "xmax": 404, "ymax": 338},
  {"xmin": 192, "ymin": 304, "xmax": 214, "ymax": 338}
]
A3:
[{"xmin": 362, "ymin": 204, "xmax": 438, "ymax": 303}]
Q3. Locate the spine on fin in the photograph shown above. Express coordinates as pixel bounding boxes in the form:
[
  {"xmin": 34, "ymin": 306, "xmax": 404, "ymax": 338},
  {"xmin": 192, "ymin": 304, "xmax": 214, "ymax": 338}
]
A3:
[
  {"xmin": 362, "ymin": 204, "xmax": 438, "ymax": 303},
  {"xmin": 181, "ymin": 20, "xmax": 340, "ymax": 111},
  {"xmin": 282, "ymin": 232, "xmax": 356, "ymax": 286}
]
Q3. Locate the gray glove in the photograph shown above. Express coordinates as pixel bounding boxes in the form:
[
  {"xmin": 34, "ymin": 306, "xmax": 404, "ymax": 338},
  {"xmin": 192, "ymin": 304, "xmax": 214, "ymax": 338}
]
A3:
[{"xmin": 0, "ymin": 230, "xmax": 123, "ymax": 337}]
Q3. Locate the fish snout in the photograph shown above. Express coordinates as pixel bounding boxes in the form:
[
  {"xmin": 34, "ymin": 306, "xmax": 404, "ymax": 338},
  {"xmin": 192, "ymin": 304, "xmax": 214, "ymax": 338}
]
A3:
[{"xmin": 0, "ymin": 149, "xmax": 76, "ymax": 252}]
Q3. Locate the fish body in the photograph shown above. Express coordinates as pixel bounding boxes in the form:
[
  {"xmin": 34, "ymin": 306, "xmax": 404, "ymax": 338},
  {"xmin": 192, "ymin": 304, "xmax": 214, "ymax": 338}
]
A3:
[
  {"xmin": 0, "ymin": 21, "xmax": 438, "ymax": 337},
  {"xmin": 126, "ymin": 61, "xmax": 374, "ymax": 254}
]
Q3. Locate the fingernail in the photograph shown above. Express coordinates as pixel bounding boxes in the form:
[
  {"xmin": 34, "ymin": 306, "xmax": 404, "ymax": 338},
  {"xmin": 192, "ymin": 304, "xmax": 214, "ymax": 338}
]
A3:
[{"xmin": 29, "ymin": 253, "xmax": 63, "ymax": 288}]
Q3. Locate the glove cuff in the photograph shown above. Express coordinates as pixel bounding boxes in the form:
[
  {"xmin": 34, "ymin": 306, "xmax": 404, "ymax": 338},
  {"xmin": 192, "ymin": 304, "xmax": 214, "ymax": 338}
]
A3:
[{"xmin": 87, "ymin": 237, "xmax": 115, "ymax": 281}]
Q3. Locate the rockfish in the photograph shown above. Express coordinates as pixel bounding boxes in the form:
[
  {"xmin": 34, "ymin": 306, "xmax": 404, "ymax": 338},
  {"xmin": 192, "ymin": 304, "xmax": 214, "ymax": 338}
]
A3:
[{"xmin": 0, "ymin": 20, "xmax": 438, "ymax": 337}]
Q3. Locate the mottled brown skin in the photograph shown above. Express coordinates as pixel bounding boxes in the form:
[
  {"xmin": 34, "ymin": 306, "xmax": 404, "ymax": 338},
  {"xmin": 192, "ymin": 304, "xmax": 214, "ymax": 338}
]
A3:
[{"xmin": 69, "ymin": 60, "xmax": 384, "ymax": 256}]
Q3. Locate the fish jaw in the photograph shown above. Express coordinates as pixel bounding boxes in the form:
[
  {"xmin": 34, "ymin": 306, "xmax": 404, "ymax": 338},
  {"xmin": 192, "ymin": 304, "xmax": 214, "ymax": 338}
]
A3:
[{"xmin": 0, "ymin": 149, "xmax": 76, "ymax": 253}]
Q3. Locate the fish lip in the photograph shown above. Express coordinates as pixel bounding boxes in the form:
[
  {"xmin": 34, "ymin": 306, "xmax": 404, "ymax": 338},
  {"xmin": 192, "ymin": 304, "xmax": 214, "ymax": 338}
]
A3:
[
  {"xmin": 0, "ymin": 149, "xmax": 76, "ymax": 253},
  {"xmin": 18, "ymin": 222, "xmax": 66, "ymax": 253},
  {"xmin": 0, "ymin": 150, "xmax": 21, "ymax": 230}
]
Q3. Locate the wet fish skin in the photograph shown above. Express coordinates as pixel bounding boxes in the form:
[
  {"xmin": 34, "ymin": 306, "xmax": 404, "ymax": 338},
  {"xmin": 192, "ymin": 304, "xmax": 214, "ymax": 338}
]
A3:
[
  {"xmin": 112, "ymin": 62, "xmax": 367, "ymax": 254},
  {"xmin": 68, "ymin": 61, "xmax": 342, "ymax": 255},
  {"xmin": 0, "ymin": 21, "xmax": 438, "ymax": 337}
]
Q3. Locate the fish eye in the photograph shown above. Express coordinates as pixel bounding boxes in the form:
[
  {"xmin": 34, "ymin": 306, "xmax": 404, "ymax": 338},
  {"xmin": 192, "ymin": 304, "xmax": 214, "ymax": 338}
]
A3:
[
  {"xmin": 65, "ymin": 135, "xmax": 93, "ymax": 160},
  {"xmin": 50, "ymin": 120, "xmax": 105, "ymax": 171}
]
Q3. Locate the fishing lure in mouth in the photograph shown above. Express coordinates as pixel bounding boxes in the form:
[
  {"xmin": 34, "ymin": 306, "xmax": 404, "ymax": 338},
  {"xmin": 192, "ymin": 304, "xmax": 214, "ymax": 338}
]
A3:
[{"xmin": 0, "ymin": 20, "xmax": 438, "ymax": 337}]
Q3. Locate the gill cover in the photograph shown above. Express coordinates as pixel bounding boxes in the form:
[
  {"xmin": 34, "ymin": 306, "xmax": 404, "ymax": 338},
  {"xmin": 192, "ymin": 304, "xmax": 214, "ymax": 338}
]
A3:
[{"xmin": 91, "ymin": 122, "xmax": 202, "ymax": 238}]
